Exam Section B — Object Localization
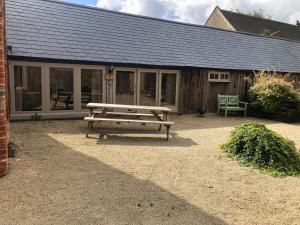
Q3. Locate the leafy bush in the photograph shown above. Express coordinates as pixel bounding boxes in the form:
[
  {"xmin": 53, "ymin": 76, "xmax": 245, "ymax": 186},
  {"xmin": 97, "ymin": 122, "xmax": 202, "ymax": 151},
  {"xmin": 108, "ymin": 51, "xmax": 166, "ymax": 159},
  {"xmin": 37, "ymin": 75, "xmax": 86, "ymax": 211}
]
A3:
[
  {"xmin": 249, "ymin": 71, "xmax": 298, "ymax": 113},
  {"xmin": 221, "ymin": 122, "xmax": 300, "ymax": 176},
  {"xmin": 30, "ymin": 112, "xmax": 42, "ymax": 121}
]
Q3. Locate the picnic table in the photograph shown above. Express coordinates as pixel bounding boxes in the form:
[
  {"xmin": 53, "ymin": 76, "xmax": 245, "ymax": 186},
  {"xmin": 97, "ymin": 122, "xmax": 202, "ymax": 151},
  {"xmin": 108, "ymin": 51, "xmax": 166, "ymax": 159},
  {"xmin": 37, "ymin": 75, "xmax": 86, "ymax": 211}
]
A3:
[{"xmin": 84, "ymin": 103, "xmax": 175, "ymax": 140}]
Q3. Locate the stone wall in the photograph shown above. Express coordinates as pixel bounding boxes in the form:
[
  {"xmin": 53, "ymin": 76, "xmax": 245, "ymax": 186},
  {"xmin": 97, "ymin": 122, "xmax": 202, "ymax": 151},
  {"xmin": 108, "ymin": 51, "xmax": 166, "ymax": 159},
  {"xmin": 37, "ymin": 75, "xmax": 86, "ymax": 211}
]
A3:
[{"xmin": 205, "ymin": 7, "xmax": 235, "ymax": 31}]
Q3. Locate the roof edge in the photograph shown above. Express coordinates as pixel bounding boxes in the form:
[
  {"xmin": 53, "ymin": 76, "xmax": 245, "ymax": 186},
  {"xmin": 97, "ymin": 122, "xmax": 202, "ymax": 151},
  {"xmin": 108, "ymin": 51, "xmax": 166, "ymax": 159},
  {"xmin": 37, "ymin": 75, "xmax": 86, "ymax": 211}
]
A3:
[
  {"xmin": 204, "ymin": 6, "xmax": 220, "ymax": 26},
  {"xmin": 8, "ymin": 56, "xmax": 300, "ymax": 74},
  {"xmin": 220, "ymin": 8, "xmax": 300, "ymax": 29}
]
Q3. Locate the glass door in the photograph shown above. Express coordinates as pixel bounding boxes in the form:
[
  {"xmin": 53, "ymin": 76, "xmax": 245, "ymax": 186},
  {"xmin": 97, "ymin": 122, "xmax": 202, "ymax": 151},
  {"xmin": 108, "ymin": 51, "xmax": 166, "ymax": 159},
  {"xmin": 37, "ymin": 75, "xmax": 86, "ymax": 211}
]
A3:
[
  {"xmin": 14, "ymin": 65, "xmax": 42, "ymax": 112},
  {"xmin": 160, "ymin": 71, "xmax": 179, "ymax": 111},
  {"xmin": 138, "ymin": 71, "xmax": 158, "ymax": 106},
  {"xmin": 50, "ymin": 68, "xmax": 74, "ymax": 110},
  {"xmin": 81, "ymin": 69, "xmax": 103, "ymax": 109},
  {"xmin": 114, "ymin": 70, "xmax": 136, "ymax": 105}
]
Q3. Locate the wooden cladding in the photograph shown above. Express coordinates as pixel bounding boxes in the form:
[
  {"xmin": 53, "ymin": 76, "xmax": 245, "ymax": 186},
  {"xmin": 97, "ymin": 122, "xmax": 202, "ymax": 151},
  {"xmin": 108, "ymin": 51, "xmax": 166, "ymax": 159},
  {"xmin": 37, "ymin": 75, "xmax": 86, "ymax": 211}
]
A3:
[
  {"xmin": 291, "ymin": 74, "xmax": 300, "ymax": 89},
  {"xmin": 179, "ymin": 68, "xmax": 250, "ymax": 113}
]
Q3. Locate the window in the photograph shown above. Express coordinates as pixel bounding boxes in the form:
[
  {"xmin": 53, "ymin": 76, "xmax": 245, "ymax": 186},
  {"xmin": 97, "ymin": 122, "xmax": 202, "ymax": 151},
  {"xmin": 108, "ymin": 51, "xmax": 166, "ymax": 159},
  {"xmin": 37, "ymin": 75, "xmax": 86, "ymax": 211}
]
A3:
[
  {"xmin": 115, "ymin": 70, "xmax": 135, "ymax": 105},
  {"xmin": 208, "ymin": 71, "xmax": 230, "ymax": 82},
  {"xmin": 139, "ymin": 72, "xmax": 157, "ymax": 106},
  {"xmin": 50, "ymin": 68, "xmax": 74, "ymax": 110},
  {"xmin": 14, "ymin": 65, "xmax": 42, "ymax": 111},
  {"xmin": 81, "ymin": 69, "xmax": 103, "ymax": 109},
  {"xmin": 161, "ymin": 72, "xmax": 177, "ymax": 107}
]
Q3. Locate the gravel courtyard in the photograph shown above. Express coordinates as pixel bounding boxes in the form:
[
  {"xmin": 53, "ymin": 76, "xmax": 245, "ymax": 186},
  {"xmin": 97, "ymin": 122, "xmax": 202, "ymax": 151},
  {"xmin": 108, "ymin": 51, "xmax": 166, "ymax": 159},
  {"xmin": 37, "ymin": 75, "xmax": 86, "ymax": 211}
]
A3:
[{"xmin": 1, "ymin": 114, "xmax": 300, "ymax": 225}]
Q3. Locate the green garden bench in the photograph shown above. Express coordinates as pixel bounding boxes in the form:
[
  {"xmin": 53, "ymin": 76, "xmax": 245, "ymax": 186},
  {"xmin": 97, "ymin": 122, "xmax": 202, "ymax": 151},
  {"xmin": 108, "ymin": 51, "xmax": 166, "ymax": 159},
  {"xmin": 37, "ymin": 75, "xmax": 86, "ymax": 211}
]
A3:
[{"xmin": 217, "ymin": 95, "xmax": 248, "ymax": 117}]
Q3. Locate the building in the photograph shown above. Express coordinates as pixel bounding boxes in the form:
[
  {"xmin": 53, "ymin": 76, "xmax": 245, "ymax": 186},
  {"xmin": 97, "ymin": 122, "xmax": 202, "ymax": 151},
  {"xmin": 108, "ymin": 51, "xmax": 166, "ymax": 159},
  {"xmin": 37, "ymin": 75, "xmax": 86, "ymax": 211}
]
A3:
[
  {"xmin": 205, "ymin": 6, "xmax": 300, "ymax": 42},
  {"xmin": 4, "ymin": 0, "xmax": 300, "ymax": 121},
  {"xmin": 0, "ymin": 0, "xmax": 8, "ymax": 175}
]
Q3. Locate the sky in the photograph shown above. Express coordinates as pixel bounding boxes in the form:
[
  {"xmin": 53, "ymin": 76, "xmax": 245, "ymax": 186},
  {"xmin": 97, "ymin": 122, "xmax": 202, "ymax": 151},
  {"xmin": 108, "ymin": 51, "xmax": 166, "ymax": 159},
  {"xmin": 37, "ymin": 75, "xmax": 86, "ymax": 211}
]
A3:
[{"xmin": 63, "ymin": 0, "xmax": 300, "ymax": 25}]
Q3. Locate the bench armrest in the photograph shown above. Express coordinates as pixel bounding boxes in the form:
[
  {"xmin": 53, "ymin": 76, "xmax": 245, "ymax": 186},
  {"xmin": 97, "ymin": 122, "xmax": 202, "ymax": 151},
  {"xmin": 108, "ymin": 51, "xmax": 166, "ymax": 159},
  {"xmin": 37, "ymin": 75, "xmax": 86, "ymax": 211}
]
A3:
[{"xmin": 239, "ymin": 102, "xmax": 248, "ymax": 111}]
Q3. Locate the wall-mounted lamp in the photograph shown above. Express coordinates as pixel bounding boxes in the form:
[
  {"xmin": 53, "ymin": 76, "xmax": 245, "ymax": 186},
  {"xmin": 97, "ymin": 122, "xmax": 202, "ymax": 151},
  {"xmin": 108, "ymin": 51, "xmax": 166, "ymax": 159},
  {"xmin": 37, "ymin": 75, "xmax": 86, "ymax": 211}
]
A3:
[
  {"xmin": 7, "ymin": 46, "xmax": 12, "ymax": 56},
  {"xmin": 107, "ymin": 65, "xmax": 114, "ymax": 75}
]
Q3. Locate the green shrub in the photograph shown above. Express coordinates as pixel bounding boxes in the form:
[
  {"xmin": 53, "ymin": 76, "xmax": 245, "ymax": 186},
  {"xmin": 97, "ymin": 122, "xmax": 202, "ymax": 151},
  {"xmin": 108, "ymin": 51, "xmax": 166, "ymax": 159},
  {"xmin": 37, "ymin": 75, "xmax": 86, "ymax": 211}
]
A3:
[
  {"xmin": 249, "ymin": 71, "xmax": 298, "ymax": 113},
  {"xmin": 221, "ymin": 122, "xmax": 300, "ymax": 176},
  {"xmin": 30, "ymin": 112, "xmax": 42, "ymax": 121}
]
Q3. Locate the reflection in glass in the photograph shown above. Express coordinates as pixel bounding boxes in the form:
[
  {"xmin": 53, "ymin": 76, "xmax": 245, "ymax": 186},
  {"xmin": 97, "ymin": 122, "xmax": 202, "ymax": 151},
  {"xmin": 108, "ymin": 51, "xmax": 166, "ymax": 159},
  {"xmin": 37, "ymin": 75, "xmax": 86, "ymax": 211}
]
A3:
[
  {"xmin": 81, "ymin": 69, "xmax": 103, "ymax": 108},
  {"xmin": 14, "ymin": 66, "xmax": 42, "ymax": 111},
  {"xmin": 50, "ymin": 68, "xmax": 74, "ymax": 110},
  {"xmin": 116, "ymin": 71, "xmax": 134, "ymax": 105},
  {"xmin": 161, "ymin": 73, "xmax": 177, "ymax": 106},
  {"xmin": 140, "ymin": 72, "xmax": 157, "ymax": 106}
]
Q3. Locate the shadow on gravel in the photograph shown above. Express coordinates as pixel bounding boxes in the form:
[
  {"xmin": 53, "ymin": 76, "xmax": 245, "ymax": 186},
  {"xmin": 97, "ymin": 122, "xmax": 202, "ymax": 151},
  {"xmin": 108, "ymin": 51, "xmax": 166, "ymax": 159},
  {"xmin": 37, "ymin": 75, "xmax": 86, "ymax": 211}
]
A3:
[{"xmin": 0, "ymin": 132, "xmax": 227, "ymax": 225}]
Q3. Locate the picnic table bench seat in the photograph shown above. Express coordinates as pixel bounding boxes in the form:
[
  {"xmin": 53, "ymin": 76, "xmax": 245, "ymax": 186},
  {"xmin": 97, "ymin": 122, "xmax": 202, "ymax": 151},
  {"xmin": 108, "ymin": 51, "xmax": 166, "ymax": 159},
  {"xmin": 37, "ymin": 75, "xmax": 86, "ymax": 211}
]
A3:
[
  {"xmin": 93, "ymin": 111, "xmax": 163, "ymax": 118},
  {"xmin": 84, "ymin": 117, "xmax": 174, "ymax": 140}
]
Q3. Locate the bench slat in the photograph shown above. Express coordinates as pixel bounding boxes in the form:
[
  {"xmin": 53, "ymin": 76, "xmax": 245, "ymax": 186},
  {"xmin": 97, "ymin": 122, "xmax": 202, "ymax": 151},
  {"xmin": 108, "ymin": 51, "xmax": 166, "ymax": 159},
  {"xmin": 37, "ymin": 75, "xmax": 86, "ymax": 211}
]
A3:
[
  {"xmin": 87, "ymin": 103, "xmax": 172, "ymax": 112},
  {"xmin": 84, "ymin": 117, "xmax": 174, "ymax": 125},
  {"xmin": 93, "ymin": 111, "xmax": 162, "ymax": 117}
]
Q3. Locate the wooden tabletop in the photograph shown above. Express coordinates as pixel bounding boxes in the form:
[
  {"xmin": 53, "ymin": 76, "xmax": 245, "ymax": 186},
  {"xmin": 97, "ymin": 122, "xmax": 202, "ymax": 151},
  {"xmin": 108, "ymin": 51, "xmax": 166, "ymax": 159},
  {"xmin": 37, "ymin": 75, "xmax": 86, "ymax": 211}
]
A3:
[{"xmin": 86, "ymin": 103, "xmax": 172, "ymax": 112}]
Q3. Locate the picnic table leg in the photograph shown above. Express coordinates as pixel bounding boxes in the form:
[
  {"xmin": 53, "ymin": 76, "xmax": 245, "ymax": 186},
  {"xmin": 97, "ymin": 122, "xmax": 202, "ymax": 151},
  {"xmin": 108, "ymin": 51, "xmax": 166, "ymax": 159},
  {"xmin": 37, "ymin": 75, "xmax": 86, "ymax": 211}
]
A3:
[
  {"xmin": 164, "ymin": 112, "xmax": 169, "ymax": 121},
  {"xmin": 162, "ymin": 112, "xmax": 169, "ymax": 132},
  {"xmin": 158, "ymin": 125, "xmax": 162, "ymax": 131},
  {"xmin": 86, "ymin": 121, "xmax": 90, "ymax": 138},
  {"xmin": 100, "ymin": 108, "xmax": 108, "ymax": 117},
  {"xmin": 166, "ymin": 125, "xmax": 170, "ymax": 141},
  {"xmin": 89, "ymin": 108, "xmax": 93, "ymax": 116},
  {"xmin": 151, "ymin": 110, "xmax": 164, "ymax": 131}
]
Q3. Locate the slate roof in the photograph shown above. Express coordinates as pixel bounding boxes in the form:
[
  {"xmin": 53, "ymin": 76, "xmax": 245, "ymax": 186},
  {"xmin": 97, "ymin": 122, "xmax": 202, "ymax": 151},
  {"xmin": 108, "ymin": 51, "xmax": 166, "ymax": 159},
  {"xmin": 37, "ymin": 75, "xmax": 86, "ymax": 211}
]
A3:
[
  {"xmin": 220, "ymin": 9, "xmax": 300, "ymax": 42},
  {"xmin": 5, "ymin": 0, "xmax": 300, "ymax": 72}
]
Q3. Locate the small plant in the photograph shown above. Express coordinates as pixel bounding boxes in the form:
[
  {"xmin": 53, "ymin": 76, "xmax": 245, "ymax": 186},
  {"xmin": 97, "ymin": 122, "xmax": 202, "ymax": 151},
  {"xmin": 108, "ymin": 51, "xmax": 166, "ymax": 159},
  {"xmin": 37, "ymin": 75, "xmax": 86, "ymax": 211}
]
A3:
[
  {"xmin": 8, "ymin": 142, "xmax": 18, "ymax": 158},
  {"xmin": 30, "ymin": 112, "xmax": 42, "ymax": 121},
  {"xmin": 221, "ymin": 122, "xmax": 300, "ymax": 176},
  {"xmin": 248, "ymin": 71, "xmax": 298, "ymax": 113}
]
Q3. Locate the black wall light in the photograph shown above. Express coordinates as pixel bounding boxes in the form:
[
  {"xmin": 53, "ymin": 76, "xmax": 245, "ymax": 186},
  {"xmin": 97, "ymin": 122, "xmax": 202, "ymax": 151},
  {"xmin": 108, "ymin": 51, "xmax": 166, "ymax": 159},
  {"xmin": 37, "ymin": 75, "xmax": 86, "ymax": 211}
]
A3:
[
  {"xmin": 107, "ymin": 64, "xmax": 114, "ymax": 74},
  {"xmin": 7, "ymin": 45, "xmax": 12, "ymax": 56}
]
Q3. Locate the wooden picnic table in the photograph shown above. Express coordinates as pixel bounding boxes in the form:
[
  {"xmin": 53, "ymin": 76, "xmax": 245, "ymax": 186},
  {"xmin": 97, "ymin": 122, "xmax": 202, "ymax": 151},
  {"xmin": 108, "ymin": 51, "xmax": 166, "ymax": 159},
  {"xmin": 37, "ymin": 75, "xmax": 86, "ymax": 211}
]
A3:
[{"xmin": 84, "ymin": 103, "xmax": 174, "ymax": 140}]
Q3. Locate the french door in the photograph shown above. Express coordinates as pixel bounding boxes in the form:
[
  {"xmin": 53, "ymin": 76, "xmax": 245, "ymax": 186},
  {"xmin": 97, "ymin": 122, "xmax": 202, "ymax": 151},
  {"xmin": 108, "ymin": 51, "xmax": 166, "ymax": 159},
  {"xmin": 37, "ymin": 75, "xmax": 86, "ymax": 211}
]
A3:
[
  {"xmin": 113, "ymin": 69, "xmax": 137, "ymax": 105},
  {"xmin": 111, "ymin": 69, "xmax": 179, "ymax": 111},
  {"xmin": 159, "ymin": 71, "xmax": 179, "ymax": 111},
  {"xmin": 137, "ymin": 70, "xmax": 159, "ymax": 106}
]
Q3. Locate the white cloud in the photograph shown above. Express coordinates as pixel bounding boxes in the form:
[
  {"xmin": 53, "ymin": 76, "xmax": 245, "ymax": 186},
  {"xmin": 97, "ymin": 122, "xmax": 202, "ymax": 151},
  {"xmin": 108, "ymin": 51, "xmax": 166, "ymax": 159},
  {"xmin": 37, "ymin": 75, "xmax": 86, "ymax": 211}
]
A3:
[{"xmin": 96, "ymin": 0, "xmax": 300, "ymax": 25}]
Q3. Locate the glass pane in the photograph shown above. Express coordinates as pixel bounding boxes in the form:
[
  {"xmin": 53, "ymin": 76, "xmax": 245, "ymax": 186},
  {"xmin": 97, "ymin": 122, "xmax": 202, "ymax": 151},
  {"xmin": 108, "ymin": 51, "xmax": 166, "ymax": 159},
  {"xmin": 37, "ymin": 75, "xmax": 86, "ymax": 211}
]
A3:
[
  {"xmin": 81, "ymin": 69, "xmax": 102, "ymax": 109},
  {"xmin": 161, "ymin": 73, "xmax": 177, "ymax": 106},
  {"xmin": 50, "ymin": 68, "xmax": 74, "ymax": 110},
  {"xmin": 140, "ymin": 72, "xmax": 157, "ymax": 106},
  {"xmin": 116, "ymin": 71, "xmax": 134, "ymax": 105},
  {"xmin": 14, "ymin": 66, "xmax": 42, "ymax": 111}
]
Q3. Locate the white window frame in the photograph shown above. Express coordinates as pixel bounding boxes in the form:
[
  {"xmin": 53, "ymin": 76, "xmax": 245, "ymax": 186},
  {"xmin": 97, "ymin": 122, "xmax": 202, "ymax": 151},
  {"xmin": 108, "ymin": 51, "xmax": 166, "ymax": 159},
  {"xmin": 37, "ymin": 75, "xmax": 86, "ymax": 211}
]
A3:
[
  {"xmin": 79, "ymin": 65, "xmax": 106, "ymax": 111},
  {"xmin": 137, "ymin": 69, "xmax": 160, "ymax": 106},
  {"xmin": 208, "ymin": 71, "xmax": 230, "ymax": 82},
  {"xmin": 9, "ymin": 61, "xmax": 44, "ymax": 114},
  {"xmin": 9, "ymin": 61, "xmax": 105, "ymax": 119},
  {"xmin": 113, "ymin": 68, "xmax": 137, "ymax": 105},
  {"xmin": 159, "ymin": 70, "xmax": 180, "ymax": 112},
  {"xmin": 14, "ymin": 65, "xmax": 28, "ymax": 90},
  {"xmin": 48, "ymin": 65, "xmax": 77, "ymax": 112},
  {"xmin": 9, "ymin": 61, "xmax": 180, "ymax": 120}
]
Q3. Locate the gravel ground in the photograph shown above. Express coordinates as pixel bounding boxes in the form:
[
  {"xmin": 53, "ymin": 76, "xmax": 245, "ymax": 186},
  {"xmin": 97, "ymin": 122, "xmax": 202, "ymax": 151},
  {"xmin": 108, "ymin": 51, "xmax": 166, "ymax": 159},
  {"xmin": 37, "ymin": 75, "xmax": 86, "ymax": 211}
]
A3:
[{"xmin": 1, "ymin": 114, "xmax": 300, "ymax": 225}]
